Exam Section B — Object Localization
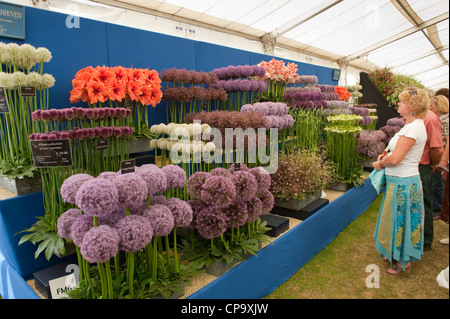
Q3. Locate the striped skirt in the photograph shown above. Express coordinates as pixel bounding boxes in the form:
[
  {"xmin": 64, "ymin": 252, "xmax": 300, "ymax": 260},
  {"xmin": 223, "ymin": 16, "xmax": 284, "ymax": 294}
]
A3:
[{"xmin": 374, "ymin": 174, "xmax": 425, "ymax": 269}]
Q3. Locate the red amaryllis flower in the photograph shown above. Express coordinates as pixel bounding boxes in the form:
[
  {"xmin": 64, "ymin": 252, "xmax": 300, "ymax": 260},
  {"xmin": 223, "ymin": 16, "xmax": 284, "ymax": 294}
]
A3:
[
  {"xmin": 109, "ymin": 80, "xmax": 127, "ymax": 102},
  {"xmin": 127, "ymin": 68, "xmax": 146, "ymax": 84},
  {"xmin": 87, "ymin": 81, "xmax": 110, "ymax": 104},
  {"xmin": 92, "ymin": 66, "xmax": 115, "ymax": 85},
  {"xmin": 143, "ymin": 69, "xmax": 161, "ymax": 86},
  {"xmin": 127, "ymin": 80, "xmax": 143, "ymax": 101},
  {"xmin": 112, "ymin": 66, "xmax": 129, "ymax": 84}
]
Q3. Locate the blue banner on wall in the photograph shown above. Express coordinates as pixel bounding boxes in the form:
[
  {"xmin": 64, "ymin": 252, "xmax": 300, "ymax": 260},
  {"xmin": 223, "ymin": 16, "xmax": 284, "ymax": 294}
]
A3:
[{"xmin": 0, "ymin": 1, "xmax": 25, "ymax": 40}]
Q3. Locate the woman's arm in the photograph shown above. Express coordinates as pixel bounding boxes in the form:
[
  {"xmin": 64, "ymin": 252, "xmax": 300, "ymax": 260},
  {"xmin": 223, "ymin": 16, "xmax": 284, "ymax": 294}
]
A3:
[
  {"xmin": 439, "ymin": 136, "xmax": 449, "ymax": 168},
  {"xmin": 373, "ymin": 136, "xmax": 415, "ymax": 170}
]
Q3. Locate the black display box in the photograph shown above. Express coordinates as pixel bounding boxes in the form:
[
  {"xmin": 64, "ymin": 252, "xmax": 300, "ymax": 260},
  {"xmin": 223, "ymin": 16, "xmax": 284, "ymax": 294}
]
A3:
[
  {"xmin": 260, "ymin": 214, "xmax": 289, "ymax": 237},
  {"xmin": 271, "ymin": 198, "xmax": 329, "ymax": 220}
]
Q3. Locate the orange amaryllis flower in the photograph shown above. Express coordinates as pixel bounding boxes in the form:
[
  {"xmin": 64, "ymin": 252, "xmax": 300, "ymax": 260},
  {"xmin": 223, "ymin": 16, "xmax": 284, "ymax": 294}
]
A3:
[
  {"xmin": 143, "ymin": 69, "xmax": 161, "ymax": 86},
  {"xmin": 127, "ymin": 68, "xmax": 146, "ymax": 84},
  {"xmin": 87, "ymin": 81, "xmax": 110, "ymax": 104},
  {"xmin": 127, "ymin": 80, "xmax": 143, "ymax": 101},
  {"xmin": 112, "ymin": 66, "xmax": 129, "ymax": 85},
  {"xmin": 92, "ymin": 66, "xmax": 115, "ymax": 86},
  {"xmin": 109, "ymin": 80, "xmax": 127, "ymax": 102}
]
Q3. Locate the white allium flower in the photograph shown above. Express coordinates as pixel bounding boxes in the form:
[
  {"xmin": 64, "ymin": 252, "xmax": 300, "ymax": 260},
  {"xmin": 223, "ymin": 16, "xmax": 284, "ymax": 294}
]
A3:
[{"xmin": 35, "ymin": 47, "xmax": 52, "ymax": 63}]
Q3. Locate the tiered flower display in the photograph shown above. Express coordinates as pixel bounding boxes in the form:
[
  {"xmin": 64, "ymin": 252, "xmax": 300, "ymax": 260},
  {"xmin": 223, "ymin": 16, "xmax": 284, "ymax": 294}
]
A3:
[
  {"xmin": 69, "ymin": 66, "xmax": 162, "ymax": 136},
  {"xmin": 0, "ymin": 42, "xmax": 54, "ymax": 179}
]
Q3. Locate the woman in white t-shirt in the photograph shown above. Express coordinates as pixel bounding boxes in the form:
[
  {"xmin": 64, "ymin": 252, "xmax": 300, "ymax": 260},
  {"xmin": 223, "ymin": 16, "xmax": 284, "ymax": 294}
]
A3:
[{"xmin": 372, "ymin": 88, "xmax": 429, "ymax": 275}]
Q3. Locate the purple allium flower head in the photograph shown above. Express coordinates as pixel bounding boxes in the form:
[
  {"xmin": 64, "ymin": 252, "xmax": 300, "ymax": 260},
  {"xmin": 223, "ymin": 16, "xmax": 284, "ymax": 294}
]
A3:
[
  {"xmin": 143, "ymin": 204, "xmax": 174, "ymax": 236},
  {"xmin": 75, "ymin": 178, "xmax": 119, "ymax": 216},
  {"xmin": 57, "ymin": 208, "xmax": 81, "ymax": 239},
  {"xmin": 97, "ymin": 171, "xmax": 119, "ymax": 181},
  {"xmin": 230, "ymin": 170, "xmax": 258, "ymax": 201},
  {"xmin": 200, "ymin": 175, "xmax": 236, "ymax": 208},
  {"xmin": 223, "ymin": 200, "xmax": 248, "ymax": 228},
  {"xmin": 60, "ymin": 173, "xmax": 94, "ymax": 205},
  {"xmin": 113, "ymin": 173, "xmax": 148, "ymax": 210},
  {"xmin": 245, "ymin": 197, "xmax": 263, "ymax": 222},
  {"xmin": 161, "ymin": 164, "xmax": 186, "ymax": 189},
  {"xmin": 195, "ymin": 207, "xmax": 228, "ymax": 239},
  {"xmin": 249, "ymin": 167, "xmax": 271, "ymax": 194},
  {"xmin": 164, "ymin": 197, "xmax": 193, "ymax": 228},
  {"xmin": 98, "ymin": 210, "xmax": 124, "ymax": 228},
  {"xmin": 187, "ymin": 171, "xmax": 209, "ymax": 200},
  {"xmin": 150, "ymin": 195, "xmax": 167, "ymax": 205},
  {"xmin": 210, "ymin": 167, "xmax": 232, "ymax": 178},
  {"xmin": 116, "ymin": 215, "xmax": 153, "ymax": 252},
  {"xmin": 80, "ymin": 225, "xmax": 119, "ymax": 263},
  {"xmin": 136, "ymin": 164, "xmax": 168, "ymax": 195},
  {"xmin": 258, "ymin": 189, "xmax": 274, "ymax": 215},
  {"xmin": 70, "ymin": 214, "xmax": 94, "ymax": 246}
]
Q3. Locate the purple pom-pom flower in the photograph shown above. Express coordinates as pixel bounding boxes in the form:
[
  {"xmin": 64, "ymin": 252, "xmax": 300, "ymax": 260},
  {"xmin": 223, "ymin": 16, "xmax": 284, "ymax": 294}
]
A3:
[
  {"xmin": 161, "ymin": 165, "xmax": 186, "ymax": 189},
  {"xmin": 113, "ymin": 173, "xmax": 148, "ymax": 210},
  {"xmin": 200, "ymin": 175, "xmax": 236, "ymax": 208},
  {"xmin": 60, "ymin": 173, "xmax": 94, "ymax": 204},
  {"xmin": 230, "ymin": 170, "xmax": 258, "ymax": 201},
  {"xmin": 57, "ymin": 208, "xmax": 81, "ymax": 239},
  {"xmin": 186, "ymin": 171, "xmax": 209, "ymax": 200},
  {"xmin": 164, "ymin": 197, "xmax": 193, "ymax": 228},
  {"xmin": 195, "ymin": 207, "xmax": 228, "ymax": 240},
  {"xmin": 143, "ymin": 204, "xmax": 174, "ymax": 237},
  {"xmin": 116, "ymin": 215, "xmax": 153, "ymax": 252},
  {"xmin": 223, "ymin": 200, "xmax": 248, "ymax": 228},
  {"xmin": 80, "ymin": 225, "xmax": 119, "ymax": 263},
  {"xmin": 75, "ymin": 178, "xmax": 119, "ymax": 216},
  {"xmin": 136, "ymin": 165, "xmax": 168, "ymax": 195},
  {"xmin": 70, "ymin": 214, "xmax": 94, "ymax": 246}
]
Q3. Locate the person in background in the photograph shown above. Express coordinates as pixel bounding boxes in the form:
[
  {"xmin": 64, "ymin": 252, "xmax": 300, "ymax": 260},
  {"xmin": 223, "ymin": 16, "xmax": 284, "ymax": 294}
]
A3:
[
  {"xmin": 419, "ymin": 89, "xmax": 444, "ymax": 251},
  {"xmin": 430, "ymin": 95, "xmax": 449, "ymax": 219},
  {"xmin": 372, "ymin": 88, "xmax": 428, "ymax": 275}
]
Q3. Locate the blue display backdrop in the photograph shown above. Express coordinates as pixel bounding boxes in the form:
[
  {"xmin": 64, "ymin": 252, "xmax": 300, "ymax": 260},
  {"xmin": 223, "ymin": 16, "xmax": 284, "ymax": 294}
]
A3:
[{"xmin": 2, "ymin": 6, "xmax": 337, "ymax": 126}]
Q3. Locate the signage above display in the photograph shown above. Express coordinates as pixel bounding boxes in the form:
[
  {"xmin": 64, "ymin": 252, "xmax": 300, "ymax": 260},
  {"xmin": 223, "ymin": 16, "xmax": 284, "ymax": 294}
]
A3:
[{"xmin": 0, "ymin": 1, "xmax": 25, "ymax": 40}]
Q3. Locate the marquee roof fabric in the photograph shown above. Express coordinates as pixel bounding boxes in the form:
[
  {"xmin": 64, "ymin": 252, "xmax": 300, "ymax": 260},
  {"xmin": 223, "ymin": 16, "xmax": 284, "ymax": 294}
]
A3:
[{"xmin": 93, "ymin": 0, "xmax": 448, "ymax": 90}]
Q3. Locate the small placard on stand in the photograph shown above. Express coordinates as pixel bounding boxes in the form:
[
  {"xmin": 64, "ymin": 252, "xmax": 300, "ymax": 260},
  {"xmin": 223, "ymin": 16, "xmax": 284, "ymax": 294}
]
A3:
[
  {"xmin": 49, "ymin": 273, "xmax": 77, "ymax": 299},
  {"xmin": 120, "ymin": 159, "xmax": 135, "ymax": 174},
  {"xmin": 30, "ymin": 139, "xmax": 73, "ymax": 167}
]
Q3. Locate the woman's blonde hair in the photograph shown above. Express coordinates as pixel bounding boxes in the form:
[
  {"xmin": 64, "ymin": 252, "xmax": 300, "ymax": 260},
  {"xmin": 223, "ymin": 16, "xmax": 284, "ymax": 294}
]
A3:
[
  {"xmin": 398, "ymin": 87, "xmax": 429, "ymax": 119},
  {"xmin": 431, "ymin": 95, "xmax": 449, "ymax": 114}
]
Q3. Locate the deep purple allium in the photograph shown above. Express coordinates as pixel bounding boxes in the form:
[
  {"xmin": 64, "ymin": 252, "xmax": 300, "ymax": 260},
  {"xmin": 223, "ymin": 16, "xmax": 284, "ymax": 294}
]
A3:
[
  {"xmin": 186, "ymin": 171, "xmax": 210, "ymax": 200},
  {"xmin": 164, "ymin": 197, "xmax": 193, "ymax": 228},
  {"xmin": 57, "ymin": 208, "xmax": 82, "ymax": 239},
  {"xmin": 60, "ymin": 173, "xmax": 94, "ymax": 205},
  {"xmin": 150, "ymin": 195, "xmax": 167, "ymax": 205},
  {"xmin": 195, "ymin": 207, "xmax": 228, "ymax": 239},
  {"xmin": 116, "ymin": 215, "xmax": 153, "ymax": 252},
  {"xmin": 143, "ymin": 204, "xmax": 174, "ymax": 237},
  {"xmin": 98, "ymin": 210, "xmax": 124, "ymax": 228},
  {"xmin": 223, "ymin": 200, "xmax": 248, "ymax": 228},
  {"xmin": 136, "ymin": 165, "xmax": 168, "ymax": 195},
  {"xmin": 245, "ymin": 197, "xmax": 263, "ymax": 222},
  {"xmin": 230, "ymin": 170, "xmax": 258, "ymax": 201},
  {"xmin": 75, "ymin": 178, "xmax": 119, "ymax": 216},
  {"xmin": 70, "ymin": 214, "xmax": 94, "ymax": 246},
  {"xmin": 161, "ymin": 165, "xmax": 186, "ymax": 189},
  {"xmin": 113, "ymin": 173, "xmax": 148, "ymax": 210},
  {"xmin": 200, "ymin": 175, "xmax": 236, "ymax": 208},
  {"xmin": 80, "ymin": 225, "xmax": 120, "ymax": 263},
  {"xmin": 249, "ymin": 167, "xmax": 271, "ymax": 194},
  {"xmin": 258, "ymin": 189, "xmax": 274, "ymax": 215}
]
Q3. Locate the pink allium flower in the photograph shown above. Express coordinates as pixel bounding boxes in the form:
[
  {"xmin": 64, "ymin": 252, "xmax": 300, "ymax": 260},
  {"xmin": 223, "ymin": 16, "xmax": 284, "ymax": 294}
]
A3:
[
  {"xmin": 75, "ymin": 178, "xmax": 119, "ymax": 216},
  {"xmin": 143, "ymin": 204, "xmax": 174, "ymax": 237},
  {"xmin": 80, "ymin": 225, "xmax": 120, "ymax": 263},
  {"xmin": 230, "ymin": 170, "xmax": 258, "ymax": 202},
  {"xmin": 186, "ymin": 171, "xmax": 210, "ymax": 200},
  {"xmin": 97, "ymin": 171, "xmax": 119, "ymax": 181},
  {"xmin": 200, "ymin": 175, "xmax": 236, "ymax": 208},
  {"xmin": 196, "ymin": 207, "xmax": 228, "ymax": 239},
  {"xmin": 113, "ymin": 173, "xmax": 148, "ymax": 210},
  {"xmin": 249, "ymin": 167, "xmax": 271, "ymax": 194},
  {"xmin": 116, "ymin": 215, "xmax": 153, "ymax": 252},
  {"xmin": 57, "ymin": 208, "xmax": 82, "ymax": 239},
  {"xmin": 164, "ymin": 197, "xmax": 193, "ymax": 228},
  {"xmin": 60, "ymin": 173, "xmax": 94, "ymax": 205},
  {"xmin": 210, "ymin": 167, "xmax": 232, "ymax": 178},
  {"xmin": 258, "ymin": 189, "xmax": 274, "ymax": 215},
  {"xmin": 223, "ymin": 200, "xmax": 248, "ymax": 228},
  {"xmin": 70, "ymin": 214, "xmax": 94, "ymax": 246},
  {"xmin": 161, "ymin": 164, "xmax": 186, "ymax": 189},
  {"xmin": 135, "ymin": 164, "xmax": 168, "ymax": 195},
  {"xmin": 245, "ymin": 197, "xmax": 263, "ymax": 222}
]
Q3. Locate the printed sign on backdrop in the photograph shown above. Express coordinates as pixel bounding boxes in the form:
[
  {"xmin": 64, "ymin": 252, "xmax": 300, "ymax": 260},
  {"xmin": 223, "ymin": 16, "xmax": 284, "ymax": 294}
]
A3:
[{"xmin": 0, "ymin": 1, "xmax": 26, "ymax": 40}]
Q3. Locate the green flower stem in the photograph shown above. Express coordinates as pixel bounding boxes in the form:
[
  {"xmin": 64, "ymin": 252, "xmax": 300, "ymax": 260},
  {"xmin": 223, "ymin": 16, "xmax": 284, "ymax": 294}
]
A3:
[
  {"xmin": 127, "ymin": 252, "xmax": 135, "ymax": 296},
  {"xmin": 173, "ymin": 227, "xmax": 179, "ymax": 274}
]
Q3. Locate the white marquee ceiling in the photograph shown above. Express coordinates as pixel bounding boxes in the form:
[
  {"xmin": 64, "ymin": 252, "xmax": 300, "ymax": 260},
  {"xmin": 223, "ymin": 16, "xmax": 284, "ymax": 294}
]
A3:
[{"xmin": 92, "ymin": 0, "xmax": 449, "ymax": 91}]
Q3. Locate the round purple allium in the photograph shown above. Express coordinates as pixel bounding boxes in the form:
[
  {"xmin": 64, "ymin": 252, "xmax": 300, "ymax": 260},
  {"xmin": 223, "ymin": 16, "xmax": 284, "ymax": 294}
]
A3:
[
  {"xmin": 230, "ymin": 170, "xmax": 258, "ymax": 201},
  {"xmin": 195, "ymin": 207, "xmax": 228, "ymax": 240},
  {"xmin": 75, "ymin": 178, "xmax": 119, "ymax": 216},
  {"xmin": 200, "ymin": 175, "xmax": 236, "ymax": 208},
  {"xmin": 164, "ymin": 197, "xmax": 193, "ymax": 228},
  {"xmin": 57, "ymin": 208, "xmax": 81, "ymax": 239},
  {"xmin": 116, "ymin": 215, "xmax": 153, "ymax": 252},
  {"xmin": 60, "ymin": 173, "xmax": 94, "ymax": 204},
  {"xmin": 135, "ymin": 164, "xmax": 168, "ymax": 195},
  {"xmin": 186, "ymin": 171, "xmax": 209, "ymax": 200},
  {"xmin": 97, "ymin": 171, "xmax": 119, "ymax": 181},
  {"xmin": 161, "ymin": 165, "xmax": 186, "ymax": 189},
  {"xmin": 98, "ymin": 210, "xmax": 124, "ymax": 228},
  {"xmin": 258, "ymin": 189, "xmax": 274, "ymax": 215},
  {"xmin": 70, "ymin": 214, "xmax": 94, "ymax": 246},
  {"xmin": 249, "ymin": 167, "xmax": 271, "ymax": 194},
  {"xmin": 80, "ymin": 225, "xmax": 119, "ymax": 263},
  {"xmin": 150, "ymin": 195, "xmax": 167, "ymax": 205},
  {"xmin": 113, "ymin": 173, "xmax": 148, "ymax": 210},
  {"xmin": 245, "ymin": 197, "xmax": 263, "ymax": 222},
  {"xmin": 223, "ymin": 200, "xmax": 248, "ymax": 228},
  {"xmin": 143, "ymin": 204, "xmax": 174, "ymax": 237},
  {"xmin": 210, "ymin": 167, "xmax": 232, "ymax": 178}
]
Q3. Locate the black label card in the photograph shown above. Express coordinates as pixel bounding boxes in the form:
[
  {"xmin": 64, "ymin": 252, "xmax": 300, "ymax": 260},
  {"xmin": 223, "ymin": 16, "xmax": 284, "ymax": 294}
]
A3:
[
  {"xmin": 96, "ymin": 139, "xmax": 108, "ymax": 151},
  {"xmin": 120, "ymin": 159, "xmax": 135, "ymax": 174},
  {"xmin": 0, "ymin": 87, "xmax": 10, "ymax": 113},
  {"xmin": 21, "ymin": 86, "xmax": 36, "ymax": 97},
  {"xmin": 31, "ymin": 139, "xmax": 73, "ymax": 167},
  {"xmin": 234, "ymin": 162, "xmax": 241, "ymax": 171}
]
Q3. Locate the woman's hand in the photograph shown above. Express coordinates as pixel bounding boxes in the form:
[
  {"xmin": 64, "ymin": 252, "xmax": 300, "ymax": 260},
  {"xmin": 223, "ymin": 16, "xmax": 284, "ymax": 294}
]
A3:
[{"xmin": 372, "ymin": 161, "xmax": 383, "ymax": 171}]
